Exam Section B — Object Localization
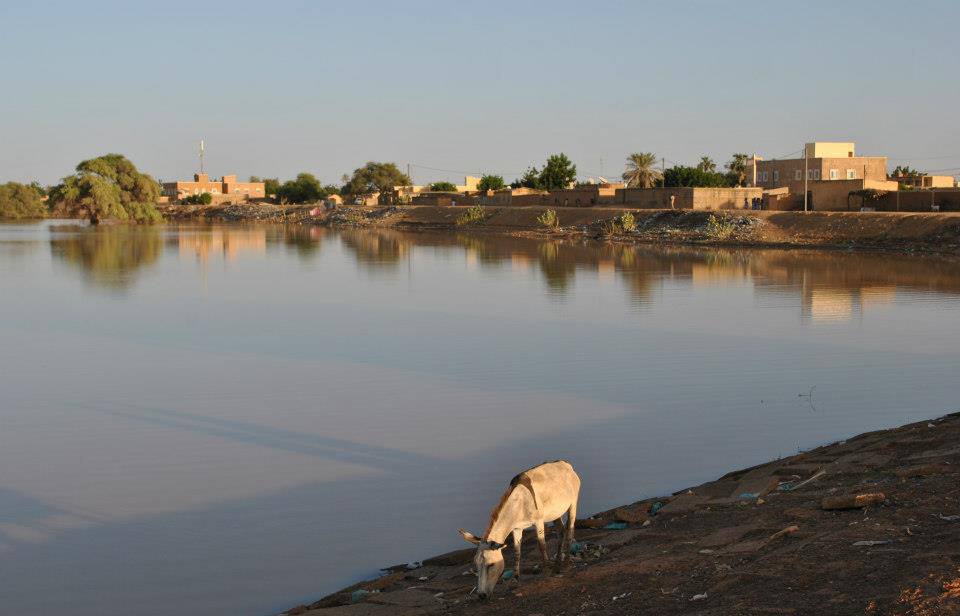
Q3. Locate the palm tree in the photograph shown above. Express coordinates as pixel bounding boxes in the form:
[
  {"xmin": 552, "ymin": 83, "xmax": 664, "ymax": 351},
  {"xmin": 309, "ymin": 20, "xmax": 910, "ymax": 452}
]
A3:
[
  {"xmin": 697, "ymin": 156, "xmax": 716, "ymax": 173},
  {"xmin": 622, "ymin": 152, "xmax": 662, "ymax": 188},
  {"xmin": 726, "ymin": 153, "xmax": 750, "ymax": 187}
]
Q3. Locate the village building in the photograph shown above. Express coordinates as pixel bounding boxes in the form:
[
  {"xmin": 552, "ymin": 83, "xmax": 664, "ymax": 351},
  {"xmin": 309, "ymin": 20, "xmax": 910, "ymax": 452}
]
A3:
[
  {"xmin": 891, "ymin": 173, "xmax": 956, "ymax": 189},
  {"xmin": 163, "ymin": 173, "xmax": 265, "ymax": 204},
  {"xmin": 750, "ymin": 142, "xmax": 888, "ymax": 194}
]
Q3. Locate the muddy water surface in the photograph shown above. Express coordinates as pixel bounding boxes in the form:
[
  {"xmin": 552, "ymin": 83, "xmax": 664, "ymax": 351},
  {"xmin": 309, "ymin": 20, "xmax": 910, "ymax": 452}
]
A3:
[{"xmin": 2, "ymin": 221, "xmax": 959, "ymax": 616}]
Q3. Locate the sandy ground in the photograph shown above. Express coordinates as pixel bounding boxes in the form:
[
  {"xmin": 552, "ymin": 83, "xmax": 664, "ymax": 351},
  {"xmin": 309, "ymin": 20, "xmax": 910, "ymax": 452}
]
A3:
[
  {"xmin": 158, "ymin": 204, "xmax": 960, "ymax": 254},
  {"xmin": 283, "ymin": 413, "xmax": 960, "ymax": 616}
]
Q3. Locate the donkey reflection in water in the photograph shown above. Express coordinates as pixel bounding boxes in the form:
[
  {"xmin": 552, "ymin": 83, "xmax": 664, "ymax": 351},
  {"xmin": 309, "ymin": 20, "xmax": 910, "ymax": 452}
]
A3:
[{"xmin": 459, "ymin": 460, "xmax": 580, "ymax": 600}]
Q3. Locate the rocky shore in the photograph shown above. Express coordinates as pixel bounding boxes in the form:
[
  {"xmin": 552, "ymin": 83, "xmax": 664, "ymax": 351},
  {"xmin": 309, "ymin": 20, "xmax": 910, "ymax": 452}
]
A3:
[
  {"xmin": 158, "ymin": 203, "xmax": 960, "ymax": 254},
  {"xmin": 283, "ymin": 413, "xmax": 960, "ymax": 616}
]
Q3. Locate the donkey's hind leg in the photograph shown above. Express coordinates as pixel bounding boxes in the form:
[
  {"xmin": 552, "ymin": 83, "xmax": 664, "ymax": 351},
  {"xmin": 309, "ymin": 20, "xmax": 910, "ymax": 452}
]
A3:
[{"xmin": 553, "ymin": 517, "xmax": 566, "ymax": 567}]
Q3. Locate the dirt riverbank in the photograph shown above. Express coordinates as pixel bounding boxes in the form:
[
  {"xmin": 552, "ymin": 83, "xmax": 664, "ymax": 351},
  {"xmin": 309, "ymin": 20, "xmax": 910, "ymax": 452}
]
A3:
[
  {"xmin": 158, "ymin": 204, "xmax": 960, "ymax": 254},
  {"xmin": 285, "ymin": 413, "xmax": 960, "ymax": 616}
]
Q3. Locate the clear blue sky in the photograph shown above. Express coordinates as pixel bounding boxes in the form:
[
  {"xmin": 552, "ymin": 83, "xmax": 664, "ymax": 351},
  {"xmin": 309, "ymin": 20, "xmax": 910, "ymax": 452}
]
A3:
[{"xmin": 2, "ymin": 0, "xmax": 959, "ymax": 186}]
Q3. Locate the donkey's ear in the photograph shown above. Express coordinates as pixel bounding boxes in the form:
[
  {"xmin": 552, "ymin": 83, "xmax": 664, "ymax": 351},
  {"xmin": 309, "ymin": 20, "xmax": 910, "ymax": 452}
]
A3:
[
  {"xmin": 487, "ymin": 540, "xmax": 506, "ymax": 550},
  {"xmin": 459, "ymin": 529, "xmax": 482, "ymax": 545}
]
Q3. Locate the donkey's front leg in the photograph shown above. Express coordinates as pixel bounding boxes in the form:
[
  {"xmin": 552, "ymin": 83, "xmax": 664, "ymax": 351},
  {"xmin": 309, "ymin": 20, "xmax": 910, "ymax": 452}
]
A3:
[
  {"xmin": 534, "ymin": 520, "xmax": 549, "ymax": 572},
  {"xmin": 511, "ymin": 528, "xmax": 523, "ymax": 582}
]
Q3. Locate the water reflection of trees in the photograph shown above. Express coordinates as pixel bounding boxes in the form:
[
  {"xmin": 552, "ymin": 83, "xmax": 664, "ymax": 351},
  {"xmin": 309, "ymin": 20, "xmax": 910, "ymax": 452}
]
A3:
[
  {"xmin": 329, "ymin": 229, "xmax": 960, "ymax": 319},
  {"xmin": 338, "ymin": 229, "xmax": 409, "ymax": 269},
  {"xmin": 49, "ymin": 226, "xmax": 163, "ymax": 290}
]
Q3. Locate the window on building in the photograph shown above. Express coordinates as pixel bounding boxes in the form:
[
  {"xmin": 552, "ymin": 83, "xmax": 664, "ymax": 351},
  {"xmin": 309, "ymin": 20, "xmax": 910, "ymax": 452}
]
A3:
[
  {"xmin": 795, "ymin": 169, "xmax": 802, "ymax": 180},
  {"xmin": 814, "ymin": 170, "xmax": 821, "ymax": 180},
  {"xmin": 846, "ymin": 169, "xmax": 856, "ymax": 179},
  {"xmin": 829, "ymin": 169, "xmax": 838, "ymax": 180},
  {"xmin": 773, "ymin": 170, "xmax": 780, "ymax": 182}
]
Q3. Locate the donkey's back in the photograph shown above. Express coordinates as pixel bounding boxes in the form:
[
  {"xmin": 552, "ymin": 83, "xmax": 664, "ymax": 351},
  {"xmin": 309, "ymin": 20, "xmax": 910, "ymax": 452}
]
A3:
[{"xmin": 511, "ymin": 459, "xmax": 580, "ymax": 522}]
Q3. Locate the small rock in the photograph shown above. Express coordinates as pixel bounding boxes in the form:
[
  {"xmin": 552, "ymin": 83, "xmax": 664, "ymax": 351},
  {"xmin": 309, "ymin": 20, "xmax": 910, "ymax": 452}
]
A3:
[
  {"xmin": 691, "ymin": 592, "xmax": 708, "ymax": 601},
  {"xmin": 852, "ymin": 540, "xmax": 892, "ymax": 547}
]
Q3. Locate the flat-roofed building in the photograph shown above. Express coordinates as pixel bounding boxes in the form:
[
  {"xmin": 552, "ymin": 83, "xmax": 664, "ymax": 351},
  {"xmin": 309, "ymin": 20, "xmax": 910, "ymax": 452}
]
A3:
[
  {"xmin": 752, "ymin": 142, "xmax": 888, "ymax": 194},
  {"xmin": 163, "ymin": 173, "xmax": 265, "ymax": 203}
]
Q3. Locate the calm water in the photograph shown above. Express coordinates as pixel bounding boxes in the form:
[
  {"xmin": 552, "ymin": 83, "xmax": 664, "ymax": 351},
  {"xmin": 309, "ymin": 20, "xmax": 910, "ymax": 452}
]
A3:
[{"xmin": 2, "ymin": 221, "xmax": 960, "ymax": 615}]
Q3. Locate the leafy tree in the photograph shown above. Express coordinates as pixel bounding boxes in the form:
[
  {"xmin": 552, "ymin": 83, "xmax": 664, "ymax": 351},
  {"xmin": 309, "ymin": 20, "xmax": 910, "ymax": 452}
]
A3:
[
  {"xmin": 248, "ymin": 175, "xmax": 262, "ymax": 183},
  {"xmin": 622, "ymin": 152, "xmax": 661, "ymax": 188},
  {"xmin": 511, "ymin": 166, "xmax": 541, "ymax": 189},
  {"xmin": 726, "ymin": 153, "xmax": 750, "ymax": 187},
  {"xmin": 477, "ymin": 174, "xmax": 505, "ymax": 191},
  {"xmin": 277, "ymin": 173, "xmax": 326, "ymax": 204},
  {"xmin": 429, "ymin": 181, "xmax": 458, "ymax": 192},
  {"xmin": 697, "ymin": 156, "xmax": 717, "ymax": 173},
  {"xmin": 263, "ymin": 178, "xmax": 281, "ymax": 196},
  {"xmin": 663, "ymin": 166, "xmax": 731, "ymax": 187},
  {"xmin": 538, "ymin": 153, "xmax": 577, "ymax": 190},
  {"xmin": 0, "ymin": 182, "xmax": 48, "ymax": 219},
  {"xmin": 48, "ymin": 153, "xmax": 161, "ymax": 224},
  {"xmin": 891, "ymin": 165, "xmax": 922, "ymax": 177},
  {"xmin": 341, "ymin": 162, "xmax": 411, "ymax": 196}
]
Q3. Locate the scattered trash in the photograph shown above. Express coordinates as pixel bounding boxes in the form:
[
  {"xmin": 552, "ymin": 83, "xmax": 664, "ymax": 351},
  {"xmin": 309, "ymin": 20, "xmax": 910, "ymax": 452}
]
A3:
[
  {"xmin": 853, "ymin": 540, "xmax": 892, "ymax": 547},
  {"xmin": 642, "ymin": 520, "xmax": 651, "ymax": 527},
  {"xmin": 405, "ymin": 561, "xmax": 422, "ymax": 570},
  {"xmin": 739, "ymin": 492, "xmax": 760, "ymax": 499},
  {"xmin": 783, "ymin": 469, "xmax": 826, "ymax": 492},
  {"xmin": 501, "ymin": 569, "xmax": 514, "ymax": 580},
  {"xmin": 418, "ymin": 576, "xmax": 429, "ymax": 581},
  {"xmin": 935, "ymin": 514, "xmax": 960, "ymax": 522},
  {"xmin": 612, "ymin": 592, "xmax": 631, "ymax": 601},
  {"xmin": 690, "ymin": 592, "xmax": 708, "ymax": 601},
  {"xmin": 569, "ymin": 542, "xmax": 583, "ymax": 554},
  {"xmin": 822, "ymin": 493, "xmax": 885, "ymax": 510},
  {"xmin": 604, "ymin": 522, "xmax": 628, "ymax": 530},
  {"xmin": 350, "ymin": 589, "xmax": 378, "ymax": 603},
  {"xmin": 650, "ymin": 502, "xmax": 664, "ymax": 516},
  {"xmin": 766, "ymin": 525, "xmax": 800, "ymax": 544},
  {"xmin": 698, "ymin": 549, "xmax": 715, "ymax": 554}
]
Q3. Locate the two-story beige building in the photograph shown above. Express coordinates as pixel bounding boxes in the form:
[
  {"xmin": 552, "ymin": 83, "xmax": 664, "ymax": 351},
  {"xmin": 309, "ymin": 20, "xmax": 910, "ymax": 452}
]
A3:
[
  {"xmin": 752, "ymin": 143, "xmax": 888, "ymax": 193},
  {"xmin": 163, "ymin": 173, "xmax": 265, "ymax": 203}
]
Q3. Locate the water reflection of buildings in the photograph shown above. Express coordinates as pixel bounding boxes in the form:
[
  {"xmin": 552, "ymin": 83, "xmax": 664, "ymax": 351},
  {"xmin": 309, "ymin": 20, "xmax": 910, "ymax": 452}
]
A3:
[{"xmin": 178, "ymin": 227, "xmax": 266, "ymax": 265}]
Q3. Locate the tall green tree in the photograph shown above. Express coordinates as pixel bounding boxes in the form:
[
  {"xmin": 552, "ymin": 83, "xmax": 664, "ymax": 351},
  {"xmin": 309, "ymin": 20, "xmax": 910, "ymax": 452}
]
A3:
[
  {"xmin": 49, "ymin": 154, "xmax": 161, "ymax": 224},
  {"xmin": 0, "ymin": 182, "xmax": 48, "ymax": 219},
  {"xmin": 341, "ymin": 162, "xmax": 411, "ymax": 196},
  {"xmin": 511, "ymin": 166, "xmax": 541, "ymax": 189},
  {"xmin": 538, "ymin": 153, "xmax": 577, "ymax": 190},
  {"xmin": 726, "ymin": 153, "xmax": 750, "ymax": 187},
  {"xmin": 276, "ymin": 173, "xmax": 328, "ymax": 204},
  {"xmin": 248, "ymin": 175, "xmax": 262, "ymax": 183},
  {"xmin": 429, "ymin": 181, "xmax": 458, "ymax": 192},
  {"xmin": 477, "ymin": 174, "xmax": 505, "ymax": 191},
  {"xmin": 263, "ymin": 178, "xmax": 281, "ymax": 196},
  {"xmin": 697, "ymin": 156, "xmax": 717, "ymax": 173},
  {"xmin": 622, "ymin": 152, "xmax": 662, "ymax": 188}
]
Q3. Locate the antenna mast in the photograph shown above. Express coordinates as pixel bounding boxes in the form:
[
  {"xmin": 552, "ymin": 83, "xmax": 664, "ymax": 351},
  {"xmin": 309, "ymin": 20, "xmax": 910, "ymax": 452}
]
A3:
[{"xmin": 199, "ymin": 140, "xmax": 205, "ymax": 174}]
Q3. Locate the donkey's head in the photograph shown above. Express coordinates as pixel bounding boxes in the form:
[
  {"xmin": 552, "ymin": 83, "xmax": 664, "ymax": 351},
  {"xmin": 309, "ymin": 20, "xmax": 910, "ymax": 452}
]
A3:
[{"xmin": 458, "ymin": 529, "xmax": 506, "ymax": 600}]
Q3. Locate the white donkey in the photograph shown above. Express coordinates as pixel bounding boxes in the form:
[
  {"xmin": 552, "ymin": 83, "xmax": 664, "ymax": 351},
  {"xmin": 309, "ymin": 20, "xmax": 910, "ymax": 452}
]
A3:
[{"xmin": 459, "ymin": 460, "xmax": 580, "ymax": 600}]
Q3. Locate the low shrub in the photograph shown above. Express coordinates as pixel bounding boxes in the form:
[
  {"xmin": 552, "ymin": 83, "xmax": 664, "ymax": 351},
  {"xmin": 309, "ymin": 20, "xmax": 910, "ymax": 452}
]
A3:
[
  {"xmin": 705, "ymin": 214, "xmax": 736, "ymax": 241},
  {"xmin": 456, "ymin": 204, "xmax": 486, "ymax": 226},
  {"xmin": 537, "ymin": 209, "xmax": 559, "ymax": 229}
]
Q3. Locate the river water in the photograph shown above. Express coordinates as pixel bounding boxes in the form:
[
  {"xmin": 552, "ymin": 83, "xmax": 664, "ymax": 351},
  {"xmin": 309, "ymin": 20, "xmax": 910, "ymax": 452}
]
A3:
[{"xmin": 2, "ymin": 221, "xmax": 959, "ymax": 615}]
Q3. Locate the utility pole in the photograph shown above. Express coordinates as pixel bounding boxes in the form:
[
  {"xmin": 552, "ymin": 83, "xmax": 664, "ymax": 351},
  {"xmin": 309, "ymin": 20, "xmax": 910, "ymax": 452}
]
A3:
[
  {"xmin": 803, "ymin": 143, "xmax": 808, "ymax": 212},
  {"xmin": 199, "ymin": 140, "xmax": 205, "ymax": 175},
  {"xmin": 662, "ymin": 157, "xmax": 666, "ymax": 185},
  {"xmin": 407, "ymin": 163, "xmax": 412, "ymax": 185}
]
